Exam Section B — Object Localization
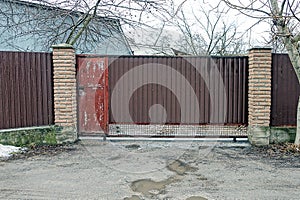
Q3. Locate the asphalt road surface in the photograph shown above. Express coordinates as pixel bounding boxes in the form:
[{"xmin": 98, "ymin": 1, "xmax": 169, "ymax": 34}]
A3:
[{"xmin": 1, "ymin": 139, "xmax": 300, "ymax": 200}]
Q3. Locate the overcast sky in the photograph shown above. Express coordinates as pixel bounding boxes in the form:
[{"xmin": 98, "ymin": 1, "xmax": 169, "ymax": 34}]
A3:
[
  {"xmin": 124, "ymin": 0, "xmax": 271, "ymax": 54},
  {"xmin": 26, "ymin": 0, "xmax": 272, "ymax": 53}
]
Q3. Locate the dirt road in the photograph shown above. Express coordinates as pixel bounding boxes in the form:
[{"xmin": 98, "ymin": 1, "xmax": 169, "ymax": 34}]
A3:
[{"xmin": 1, "ymin": 139, "xmax": 300, "ymax": 199}]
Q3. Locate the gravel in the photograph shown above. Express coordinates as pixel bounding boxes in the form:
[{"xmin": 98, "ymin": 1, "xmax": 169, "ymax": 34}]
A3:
[{"xmin": 0, "ymin": 140, "xmax": 300, "ymax": 199}]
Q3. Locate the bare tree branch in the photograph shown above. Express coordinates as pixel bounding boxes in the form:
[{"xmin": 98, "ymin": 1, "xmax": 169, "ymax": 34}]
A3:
[
  {"xmin": 170, "ymin": 0, "xmax": 248, "ymax": 56},
  {"xmin": 0, "ymin": 0, "xmax": 174, "ymax": 52}
]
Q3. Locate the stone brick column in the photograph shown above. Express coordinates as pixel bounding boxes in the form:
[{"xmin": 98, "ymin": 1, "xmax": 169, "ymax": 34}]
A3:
[
  {"xmin": 248, "ymin": 47, "xmax": 272, "ymax": 146},
  {"xmin": 52, "ymin": 44, "xmax": 77, "ymax": 143}
]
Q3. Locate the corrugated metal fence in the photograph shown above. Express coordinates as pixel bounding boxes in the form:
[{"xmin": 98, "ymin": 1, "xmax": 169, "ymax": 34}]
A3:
[
  {"xmin": 109, "ymin": 56, "xmax": 248, "ymax": 125},
  {"xmin": 271, "ymin": 54, "xmax": 300, "ymax": 126},
  {"xmin": 0, "ymin": 51, "xmax": 54, "ymax": 129},
  {"xmin": 1, "ymin": 51, "xmax": 299, "ymax": 133}
]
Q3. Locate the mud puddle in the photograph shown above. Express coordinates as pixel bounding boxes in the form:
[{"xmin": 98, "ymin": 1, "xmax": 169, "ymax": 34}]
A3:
[
  {"xmin": 130, "ymin": 176, "xmax": 178, "ymax": 195},
  {"xmin": 127, "ymin": 159, "xmax": 207, "ymax": 199},
  {"xmin": 123, "ymin": 195, "xmax": 142, "ymax": 200},
  {"xmin": 186, "ymin": 196, "xmax": 208, "ymax": 200},
  {"xmin": 166, "ymin": 159, "xmax": 198, "ymax": 175}
]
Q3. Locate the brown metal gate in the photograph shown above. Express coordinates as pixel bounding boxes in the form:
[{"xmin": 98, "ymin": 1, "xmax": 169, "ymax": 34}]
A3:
[
  {"xmin": 109, "ymin": 56, "xmax": 248, "ymax": 125},
  {"xmin": 77, "ymin": 55, "xmax": 248, "ymax": 136}
]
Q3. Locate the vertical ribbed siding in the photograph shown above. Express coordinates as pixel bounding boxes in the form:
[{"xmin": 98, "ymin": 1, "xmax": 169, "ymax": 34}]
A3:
[
  {"xmin": 108, "ymin": 56, "xmax": 248, "ymax": 125},
  {"xmin": 0, "ymin": 51, "xmax": 54, "ymax": 129},
  {"xmin": 271, "ymin": 54, "xmax": 300, "ymax": 126}
]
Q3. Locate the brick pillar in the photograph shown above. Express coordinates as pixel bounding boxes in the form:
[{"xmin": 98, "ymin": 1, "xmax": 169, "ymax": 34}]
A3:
[
  {"xmin": 52, "ymin": 44, "xmax": 77, "ymax": 143},
  {"xmin": 248, "ymin": 47, "xmax": 272, "ymax": 146}
]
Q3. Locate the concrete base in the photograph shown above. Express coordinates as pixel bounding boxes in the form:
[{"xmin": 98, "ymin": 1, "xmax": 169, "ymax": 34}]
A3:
[
  {"xmin": 0, "ymin": 126, "xmax": 58, "ymax": 146},
  {"xmin": 248, "ymin": 126, "xmax": 270, "ymax": 146},
  {"xmin": 248, "ymin": 126, "xmax": 296, "ymax": 146},
  {"xmin": 0, "ymin": 125, "xmax": 78, "ymax": 146},
  {"xmin": 269, "ymin": 127, "xmax": 296, "ymax": 144},
  {"xmin": 55, "ymin": 126, "xmax": 78, "ymax": 144}
]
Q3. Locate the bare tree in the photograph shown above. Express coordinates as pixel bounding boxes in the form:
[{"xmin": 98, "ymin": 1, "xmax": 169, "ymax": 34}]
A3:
[
  {"xmin": 0, "ymin": 0, "xmax": 170, "ymax": 52},
  {"xmin": 125, "ymin": 24, "xmax": 179, "ymax": 55},
  {"xmin": 126, "ymin": 1, "xmax": 249, "ymax": 56},
  {"xmin": 171, "ymin": 1, "xmax": 248, "ymax": 56},
  {"xmin": 222, "ymin": 0, "xmax": 300, "ymax": 144}
]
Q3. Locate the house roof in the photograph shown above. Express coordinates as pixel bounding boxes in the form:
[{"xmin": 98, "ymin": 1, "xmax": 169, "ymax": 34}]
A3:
[
  {"xmin": 5, "ymin": 0, "xmax": 119, "ymax": 22},
  {"xmin": 0, "ymin": 0, "xmax": 133, "ymax": 54}
]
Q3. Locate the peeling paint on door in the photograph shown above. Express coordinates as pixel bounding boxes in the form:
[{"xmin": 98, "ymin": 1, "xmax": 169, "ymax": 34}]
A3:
[{"xmin": 77, "ymin": 56, "xmax": 109, "ymax": 135}]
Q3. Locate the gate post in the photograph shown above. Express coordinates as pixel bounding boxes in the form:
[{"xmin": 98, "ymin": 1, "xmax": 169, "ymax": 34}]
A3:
[
  {"xmin": 248, "ymin": 47, "xmax": 272, "ymax": 146},
  {"xmin": 52, "ymin": 44, "xmax": 77, "ymax": 143}
]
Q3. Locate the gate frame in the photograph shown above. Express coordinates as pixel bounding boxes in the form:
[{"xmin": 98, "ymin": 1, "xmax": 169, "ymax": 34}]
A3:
[{"xmin": 49, "ymin": 44, "xmax": 297, "ymax": 146}]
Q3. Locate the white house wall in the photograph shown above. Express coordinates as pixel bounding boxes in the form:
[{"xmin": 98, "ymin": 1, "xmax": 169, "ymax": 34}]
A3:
[{"xmin": 0, "ymin": 0, "xmax": 131, "ymax": 55}]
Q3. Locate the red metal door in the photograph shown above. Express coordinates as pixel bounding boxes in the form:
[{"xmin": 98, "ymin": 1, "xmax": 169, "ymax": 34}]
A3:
[{"xmin": 77, "ymin": 56, "xmax": 109, "ymax": 135}]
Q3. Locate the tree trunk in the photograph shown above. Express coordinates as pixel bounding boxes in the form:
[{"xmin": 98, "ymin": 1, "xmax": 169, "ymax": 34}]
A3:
[{"xmin": 270, "ymin": 0, "xmax": 300, "ymax": 144}]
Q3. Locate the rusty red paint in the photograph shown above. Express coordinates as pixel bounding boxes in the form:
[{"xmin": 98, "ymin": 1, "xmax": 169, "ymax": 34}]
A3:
[
  {"xmin": 95, "ymin": 66, "xmax": 109, "ymax": 133},
  {"xmin": 77, "ymin": 56, "xmax": 109, "ymax": 134}
]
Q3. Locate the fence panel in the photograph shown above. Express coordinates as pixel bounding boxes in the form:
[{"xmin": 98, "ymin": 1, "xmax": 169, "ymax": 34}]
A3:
[
  {"xmin": 108, "ymin": 56, "xmax": 248, "ymax": 125},
  {"xmin": 271, "ymin": 54, "xmax": 300, "ymax": 126},
  {"xmin": 0, "ymin": 51, "xmax": 54, "ymax": 129}
]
